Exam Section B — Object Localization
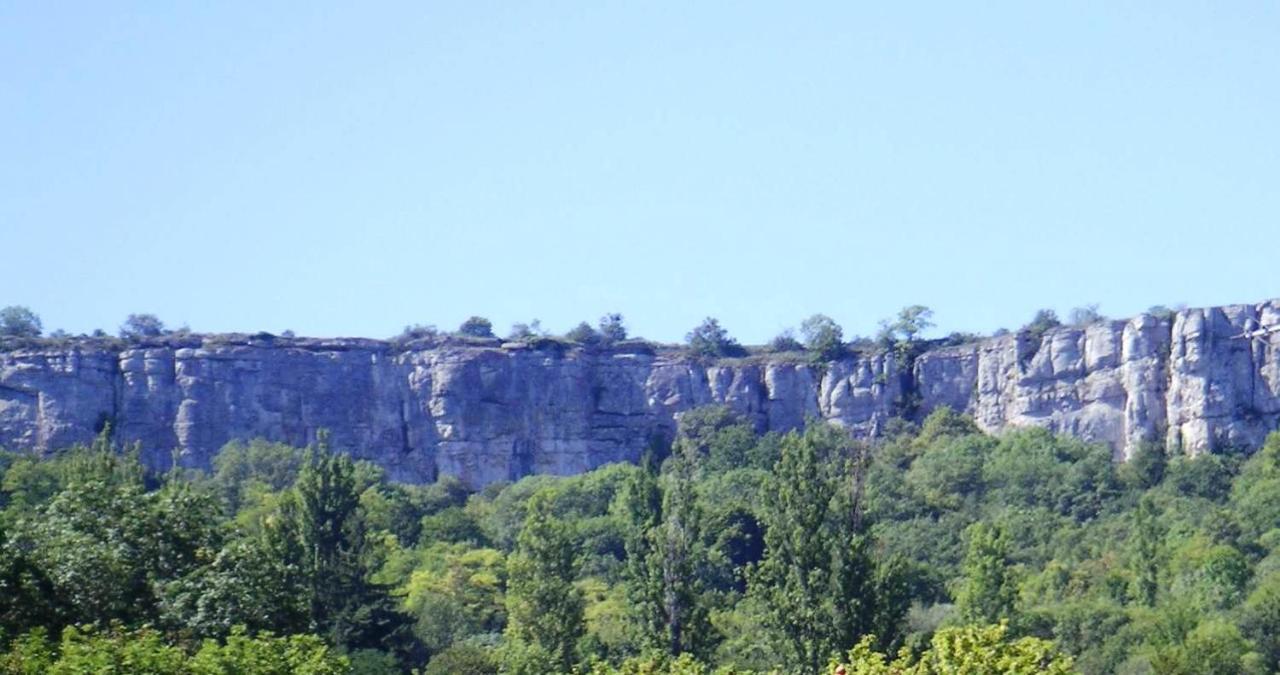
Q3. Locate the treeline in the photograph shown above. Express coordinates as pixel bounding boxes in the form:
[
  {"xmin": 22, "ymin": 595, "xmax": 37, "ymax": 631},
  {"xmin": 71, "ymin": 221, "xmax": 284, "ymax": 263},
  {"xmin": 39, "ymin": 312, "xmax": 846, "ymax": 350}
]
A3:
[
  {"xmin": 5, "ymin": 303, "xmax": 1170, "ymax": 364},
  {"xmin": 3, "ymin": 410, "xmax": 1280, "ymax": 673}
]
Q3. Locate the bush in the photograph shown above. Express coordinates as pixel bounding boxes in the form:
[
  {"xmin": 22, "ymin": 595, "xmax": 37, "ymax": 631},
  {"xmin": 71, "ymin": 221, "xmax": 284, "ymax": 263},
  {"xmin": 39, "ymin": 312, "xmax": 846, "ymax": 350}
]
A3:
[
  {"xmin": 768, "ymin": 330, "xmax": 804, "ymax": 353},
  {"xmin": 394, "ymin": 324, "xmax": 440, "ymax": 343},
  {"xmin": 565, "ymin": 322, "xmax": 601, "ymax": 345},
  {"xmin": 507, "ymin": 320, "xmax": 544, "ymax": 341},
  {"xmin": 1068, "ymin": 304, "xmax": 1106, "ymax": 327},
  {"xmin": 685, "ymin": 317, "xmax": 744, "ymax": 359},
  {"xmin": 457, "ymin": 316, "xmax": 494, "ymax": 338},
  {"xmin": 0, "ymin": 306, "xmax": 42, "ymax": 337},
  {"xmin": 423, "ymin": 643, "xmax": 496, "ymax": 675},
  {"xmin": 119, "ymin": 313, "xmax": 166, "ymax": 339},
  {"xmin": 877, "ymin": 306, "xmax": 934, "ymax": 345},
  {"xmin": 800, "ymin": 314, "xmax": 844, "ymax": 361},
  {"xmin": 1021, "ymin": 309, "xmax": 1061, "ymax": 341},
  {"xmin": 598, "ymin": 313, "xmax": 627, "ymax": 344}
]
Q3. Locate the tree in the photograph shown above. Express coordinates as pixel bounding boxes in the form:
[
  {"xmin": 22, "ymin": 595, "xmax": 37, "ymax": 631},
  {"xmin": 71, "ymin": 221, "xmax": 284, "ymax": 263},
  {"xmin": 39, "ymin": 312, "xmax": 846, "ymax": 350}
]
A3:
[
  {"xmin": 1067, "ymin": 304, "xmax": 1105, "ymax": 326},
  {"xmin": 877, "ymin": 306, "xmax": 934, "ymax": 344},
  {"xmin": 955, "ymin": 522, "xmax": 1019, "ymax": 625},
  {"xmin": 800, "ymin": 314, "xmax": 845, "ymax": 362},
  {"xmin": 685, "ymin": 318, "xmax": 743, "ymax": 359},
  {"xmin": 1131, "ymin": 495, "xmax": 1162, "ymax": 606},
  {"xmin": 620, "ymin": 452, "xmax": 715, "ymax": 659},
  {"xmin": 768, "ymin": 330, "xmax": 804, "ymax": 353},
  {"xmin": 1021, "ymin": 309, "xmax": 1061, "ymax": 341},
  {"xmin": 292, "ymin": 435, "xmax": 410, "ymax": 653},
  {"xmin": 0, "ymin": 306, "xmax": 42, "ymax": 337},
  {"xmin": 119, "ymin": 313, "xmax": 166, "ymax": 339},
  {"xmin": 750, "ymin": 423, "xmax": 902, "ymax": 674},
  {"xmin": 565, "ymin": 322, "xmax": 601, "ymax": 345},
  {"xmin": 837, "ymin": 623, "xmax": 1074, "ymax": 675},
  {"xmin": 507, "ymin": 320, "xmax": 543, "ymax": 341},
  {"xmin": 457, "ymin": 316, "xmax": 495, "ymax": 338},
  {"xmin": 504, "ymin": 492, "xmax": 585, "ymax": 674},
  {"xmin": 620, "ymin": 456, "xmax": 665, "ymax": 651},
  {"xmin": 598, "ymin": 313, "xmax": 627, "ymax": 344}
]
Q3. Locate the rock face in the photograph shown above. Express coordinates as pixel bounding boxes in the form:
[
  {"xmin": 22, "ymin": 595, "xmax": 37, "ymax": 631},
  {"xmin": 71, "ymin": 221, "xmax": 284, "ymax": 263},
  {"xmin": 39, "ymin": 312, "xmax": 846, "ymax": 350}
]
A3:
[{"xmin": 3, "ymin": 300, "xmax": 1279, "ymax": 487}]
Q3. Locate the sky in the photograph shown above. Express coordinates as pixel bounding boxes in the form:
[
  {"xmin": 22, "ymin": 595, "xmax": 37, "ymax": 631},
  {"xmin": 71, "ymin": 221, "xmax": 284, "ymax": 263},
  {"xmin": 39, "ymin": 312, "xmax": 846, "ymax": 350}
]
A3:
[{"xmin": 3, "ymin": 2, "xmax": 1278, "ymax": 344}]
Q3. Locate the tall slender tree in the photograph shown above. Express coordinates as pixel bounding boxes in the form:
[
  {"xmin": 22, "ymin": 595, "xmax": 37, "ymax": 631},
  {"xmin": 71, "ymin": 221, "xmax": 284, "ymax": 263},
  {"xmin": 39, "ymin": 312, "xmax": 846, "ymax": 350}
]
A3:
[
  {"xmin": 292, "ymin": 432, "xmax": 408, "ymax": 652},
  {"xmin": 956, "ymin": 522, "xmax": 1019, "ymax": 624},
  {"xmin": 504, "ymin": 493, "xmax": 585, "ymax": 674}
]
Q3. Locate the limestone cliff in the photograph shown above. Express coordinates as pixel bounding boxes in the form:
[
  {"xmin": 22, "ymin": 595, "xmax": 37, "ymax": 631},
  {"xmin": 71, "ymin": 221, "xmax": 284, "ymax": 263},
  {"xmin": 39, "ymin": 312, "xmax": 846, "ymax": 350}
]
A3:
[{"xmin": 2, "ymin": 300, "xmax": 1278, "ymax": 487}]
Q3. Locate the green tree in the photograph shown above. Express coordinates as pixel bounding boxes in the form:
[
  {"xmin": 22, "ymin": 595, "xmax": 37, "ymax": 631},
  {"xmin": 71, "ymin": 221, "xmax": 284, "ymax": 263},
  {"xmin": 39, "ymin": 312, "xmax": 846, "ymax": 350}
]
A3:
[
  {"xmin": 1131, "ymin": 495, "xmax": 1163, "ymax": 606},
  {"xmin": 0, "ymin": 306, "xmax": 41, "ymax": 337},
  {"xmin": 955, "ymin": 522, "xmax": 1018, "ymax": 625},
  {"xmin": 566, "ymin": 322, "xmax": 601, "ymax": 345},
  {"xmin": 598, "ymin": 313, "xmax": 628, "ymax": 344},
  {"xmin": 458, "ymin": 316, "xmax": 495, "ymax": 338},
  {"xmin": 504, "ymin": 492, "xmax": 585, "ymax": 673},
  {"xmin": 768, "ymin": 330, "xmax": 804, "ymax": 353},
  {"xmin": 1021, "ymin": 309, "xmax": 1061, "ymax": 341},
  {"xmin": 620, "ymin": 455, "xmax": 666, "ymax": 651},
  {"xmin": 750, "ymin": 423, "xmax": 902, "ymax": 673},
  {"xmin": 838, "ymin": 623, "xmax": 1074, "ymax": 675},
  {"xmin": 653, "ymin": 453, "xmax": 715, "ymax": 657},
  {"xmin": 878, "ymin": 306, "xmax": 934, "ymax": 344},
  {"xmin": 685, "ymin": 318, "xmax": 744, "ymax": 359},
  {"xmin": 119, "ymin": 313, "xmax": 166, "ymax": 339},
  {"xmin": 292, "ymin": 435, "xmax": 410, "ymax": 653},
  {"xmin": 800, "ymin": 314, "xmax": 845, "ymax": 362}
]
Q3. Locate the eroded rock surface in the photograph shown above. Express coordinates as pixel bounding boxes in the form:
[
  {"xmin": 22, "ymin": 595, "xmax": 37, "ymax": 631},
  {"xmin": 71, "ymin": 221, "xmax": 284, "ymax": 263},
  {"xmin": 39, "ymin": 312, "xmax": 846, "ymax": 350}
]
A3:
[{"xmin": 3, "ymin": 300, "xmax": 1278, "ymax": 486}]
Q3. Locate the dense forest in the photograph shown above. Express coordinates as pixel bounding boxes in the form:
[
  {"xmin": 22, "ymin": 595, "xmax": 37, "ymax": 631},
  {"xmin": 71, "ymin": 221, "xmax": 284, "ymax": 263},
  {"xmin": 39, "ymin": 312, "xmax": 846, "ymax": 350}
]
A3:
[{"xmin": 2, "ymin": 406, "xmax": 1279, "ymax": 673}]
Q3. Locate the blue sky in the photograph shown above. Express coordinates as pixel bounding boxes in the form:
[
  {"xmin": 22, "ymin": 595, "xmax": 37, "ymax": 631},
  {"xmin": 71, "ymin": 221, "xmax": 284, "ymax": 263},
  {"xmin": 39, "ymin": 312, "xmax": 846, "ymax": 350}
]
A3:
[{"xmin": 3, "ymin": 2, "xmax": 1277, "ymax": 343}]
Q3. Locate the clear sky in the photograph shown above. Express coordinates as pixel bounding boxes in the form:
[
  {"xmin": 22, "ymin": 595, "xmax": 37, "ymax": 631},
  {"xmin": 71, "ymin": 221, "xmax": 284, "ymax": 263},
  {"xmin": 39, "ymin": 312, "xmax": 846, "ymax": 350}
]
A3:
[{"xmin": 3, "ymin": 2, "xmax": 1277, "ymax": 344}]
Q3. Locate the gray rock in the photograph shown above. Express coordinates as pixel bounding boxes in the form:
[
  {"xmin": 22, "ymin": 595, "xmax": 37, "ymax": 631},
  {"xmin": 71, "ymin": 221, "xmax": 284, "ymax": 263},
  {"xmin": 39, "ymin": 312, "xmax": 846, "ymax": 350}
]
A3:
[{"xmin": 3, "ymin": 299, "xmax": 1279, "ymax": 487}]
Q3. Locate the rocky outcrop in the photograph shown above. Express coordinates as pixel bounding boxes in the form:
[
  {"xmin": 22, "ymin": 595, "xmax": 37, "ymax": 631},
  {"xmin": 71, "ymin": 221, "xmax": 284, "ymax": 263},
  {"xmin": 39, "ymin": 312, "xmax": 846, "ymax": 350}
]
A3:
[{"xmin": 2, "ymin": 300, "xmax": 1279, "ymax": 487}]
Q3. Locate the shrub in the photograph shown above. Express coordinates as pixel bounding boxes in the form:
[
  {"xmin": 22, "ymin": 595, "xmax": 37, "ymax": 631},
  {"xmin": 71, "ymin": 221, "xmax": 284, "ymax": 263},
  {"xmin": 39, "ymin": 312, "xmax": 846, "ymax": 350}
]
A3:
[
  {"xmin": 395, "ymin": 324, "xmax": 440, "ymax": 343},
  {"xmin": 685, "ymin": 317, "xmax": 744, "ymax": 359},
  {"xmin": 800, "ymin": 314, "xmax": 844, "ymax": 361},
  {"xmin": 1021, "ymin": 309, "xmax": 1061, "ymax": 341},
  {"xmin": 119, "ymin": 313, "xmax": 166, "ymax": 339},
  {"xmin": 565, "ymin": 322, "xmax": 601, "ymax": 345},
  {"xmin": 768, "ymin": 330, "xmax": 804, "ymax": 353},
  {"xmin": 0, "ymin": 306, "xmax": 42, "ymax": 337},
  {"xmin": 598, "ymin": 313, "xmax": 627, "ymax": 344},
  {"xmin": 424, "ymin": 643, "xmax": 497, "ymax": 675},
  {"xmin": 877, "ymin": 306, "xmax": 934, "ymax": 344},
  {"xmin": 507, "ymin": 320, "xmax": 544, "ymax": 341},
  {"xmin": 1068, "ymin": 304, "xmax": 1105, "ymax": 327},
  {"xmin": 457, "ymin": 316, "xmax": 495, "ymax": 338}
]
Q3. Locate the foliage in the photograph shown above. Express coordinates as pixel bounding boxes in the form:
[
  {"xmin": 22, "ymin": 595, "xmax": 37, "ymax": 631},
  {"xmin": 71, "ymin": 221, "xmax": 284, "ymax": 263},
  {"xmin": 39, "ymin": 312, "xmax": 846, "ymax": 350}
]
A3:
[
  {"xmin": 599, "ymin": 313, "xmax": 628, "ymax": 344},
  {"xmin": 567, "ymin": 322, "xmax": 603, "ymax": 345},
  {"xmin": 424, "ymin": 642, "xmax": 498, "ymax": 675},
  {"xmin": 0, "ymin": 307, "xmax": 41, "ymax": 338},
  {"xmin": 954, "ymin": 523, "xmax": 1018, "ymax": 625},
  {"xmin": 877, "ymin": 306, "xmax": 934, "ymax": 344},
  {"xmin": 685, "ymin": 318, "xmax": 745, "ymax": 359},
  {"xmin": 1067, "ymin": 304, "xmax": 1105, "ymax": 326},
  {"xmin": 458, "ymin": 316, "xmax": 495, "ymax": 338},
  {"xmin": 800, "ymin": 314, "xmax": 844, "ymax": 362},
  {"xmin": 7, "ymin": 410, "xmax": 1280, "ymax": 674},
  {"xmin": 504, "ymin": 493, "xmax": 585, "ymax": 673},
  {"xmin": 767, "ymin": 330, "xmax": 804, "ymax": 353},
  {"xmin": 1021, "ymin": 309, "xmax": 1061, "ymax": 342},
  {"xmin": 507, "ymin": 320, "xmax": 544, "ymax": 341},
  {"xmin": 119, "ymin": 313, "xmax": 166, "ymax": 339},
  {"xmin": 749, "ymin": 424, "xmax": 906, "ymax": 673},
  {"xmin": 836, "ymin": 622, "xmax": 1074, "ymax": 674}
]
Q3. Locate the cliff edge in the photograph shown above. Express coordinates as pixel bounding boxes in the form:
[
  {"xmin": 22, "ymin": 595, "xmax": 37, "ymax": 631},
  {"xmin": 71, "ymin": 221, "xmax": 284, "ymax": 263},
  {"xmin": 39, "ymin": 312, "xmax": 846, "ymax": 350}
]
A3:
[{"xmin": 2, "ymin": 300, "xmax": 1278, "ymax": 486}]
